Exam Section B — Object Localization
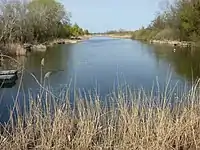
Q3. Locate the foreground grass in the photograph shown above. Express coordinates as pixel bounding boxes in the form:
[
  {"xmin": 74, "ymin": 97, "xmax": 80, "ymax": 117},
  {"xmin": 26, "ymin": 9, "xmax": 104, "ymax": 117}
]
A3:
[{"xmin": 1, "ymin": 82, "xmax": 200, "ymax": 150}]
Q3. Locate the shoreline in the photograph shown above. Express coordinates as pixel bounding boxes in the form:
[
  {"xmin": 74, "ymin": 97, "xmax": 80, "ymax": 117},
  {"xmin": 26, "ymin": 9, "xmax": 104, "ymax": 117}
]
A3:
[
  {"xmin": 3, "ymin": 35, "xmax": 195, "ymax": 56},
  {"xmin": 149, "ymin": 40, "xmax": 193, "ymax": 47},
  {"xmin": 46, "ymin": 36, "xmax": 90, "ymax": 46},
  {"xmin": 106, "ymin": 34, "xmax": 132, "ymax": 39},
  {"xmin": 102, "ymin": 34, "xmax": 196, "ymax": 48},
  {"xmin": 0, "ymin": 35, "xmax": 91, "ymax": 56},
  {"xmin": 95, "ymin": 34, "xmax": 132, "ymax": 39},
  {"xmin": 50, "ymin": 35, "xmax": 92, "ymax": 45}
]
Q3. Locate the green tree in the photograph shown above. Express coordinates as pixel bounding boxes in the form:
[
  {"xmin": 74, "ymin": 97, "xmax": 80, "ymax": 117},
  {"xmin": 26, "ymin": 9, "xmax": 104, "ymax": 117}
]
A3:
[
  {"xmin": 132, "ymin": 0, "xmax": 200, "ymax": 42},
  {"xmin": 70, "ymin": 23, "xmax": 84, "ymax": 37},
  {"xmin": 84, "ymin": 29, "xmax": 89, "ymax": 35}
]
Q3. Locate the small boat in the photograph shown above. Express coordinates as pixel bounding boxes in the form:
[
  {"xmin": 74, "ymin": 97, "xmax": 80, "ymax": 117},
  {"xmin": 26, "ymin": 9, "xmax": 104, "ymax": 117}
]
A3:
[
  {"xmin": 0, "ymin": 70, "xmax": 18, "ymax": 76},
  {"xmin": 0, "ymin": 75, "xmax": 17, "ymax": 84},
  {"xmin": 0, "ymin": 70, "xmax": 18, "ymax": 88}
]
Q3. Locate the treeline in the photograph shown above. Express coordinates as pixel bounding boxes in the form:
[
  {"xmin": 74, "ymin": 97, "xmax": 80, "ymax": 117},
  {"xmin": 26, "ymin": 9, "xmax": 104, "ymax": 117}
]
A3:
[
  {"xmin": 132, "ymin": 0, "xmax": 200, "ymax": 42},
  {"xmin": 0, "ymin": 0, "xmax": 89, "ymax": 44},
  {"xmin": 105, "ymin": 29, "xmax": 133, "ymax": 35}
]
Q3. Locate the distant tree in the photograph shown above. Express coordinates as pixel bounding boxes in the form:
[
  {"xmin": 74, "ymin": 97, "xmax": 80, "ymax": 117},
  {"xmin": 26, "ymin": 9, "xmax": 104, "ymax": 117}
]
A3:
[
  {"xmin": 84, "ymin": 29, "xmax": 89, "ymax": 35},
  {"xmin": 70, "ymin": 23, "xmax": 85, "ymax": 37}
]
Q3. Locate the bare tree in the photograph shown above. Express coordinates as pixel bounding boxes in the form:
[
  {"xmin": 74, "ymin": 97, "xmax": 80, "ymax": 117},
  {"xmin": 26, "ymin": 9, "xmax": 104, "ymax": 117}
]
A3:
[{"xmin": 0, "ymin": 0, "xmax": 70, "ymax": 45}]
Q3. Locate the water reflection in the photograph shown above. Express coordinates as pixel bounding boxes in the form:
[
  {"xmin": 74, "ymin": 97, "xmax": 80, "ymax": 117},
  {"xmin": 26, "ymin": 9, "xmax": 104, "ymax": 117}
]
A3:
[
  {"xmin": 1, "ymin": 38, "xmax": 200, "ymax": 123},
  {"xmin": 151, "ymin": 44, "xmax": 200, "ymax": 81}
]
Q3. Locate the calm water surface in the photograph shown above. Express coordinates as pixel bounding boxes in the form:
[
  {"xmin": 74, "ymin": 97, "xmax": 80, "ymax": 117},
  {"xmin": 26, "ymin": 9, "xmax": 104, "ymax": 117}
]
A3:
[{"xmin": 0, "ymin": 37, "xmax": 200, "ymax": 122}]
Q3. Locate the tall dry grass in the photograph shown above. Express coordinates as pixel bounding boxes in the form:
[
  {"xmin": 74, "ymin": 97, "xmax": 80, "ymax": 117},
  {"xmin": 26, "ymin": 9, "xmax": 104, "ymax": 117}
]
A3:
[
  {"xmin": 0, "ymin": 81, "xmax": 200, "ymax": 150},
  {"xmin": 0, "ymin": 56, "xmax": 200, "ymax": 150}
]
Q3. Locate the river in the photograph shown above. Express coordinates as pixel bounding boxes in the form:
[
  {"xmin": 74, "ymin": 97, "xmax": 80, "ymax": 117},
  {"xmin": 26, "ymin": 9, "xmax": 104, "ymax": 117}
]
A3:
[{"xmin": 0, "ymin": 37, "xmax": 199, "ymax": 123}]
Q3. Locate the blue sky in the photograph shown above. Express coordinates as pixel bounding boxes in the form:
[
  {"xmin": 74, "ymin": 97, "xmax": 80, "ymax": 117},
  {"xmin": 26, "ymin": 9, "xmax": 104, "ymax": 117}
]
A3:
[{"xmin": 60, "ymin": 0, "xmax": 162, "ymax": 32}]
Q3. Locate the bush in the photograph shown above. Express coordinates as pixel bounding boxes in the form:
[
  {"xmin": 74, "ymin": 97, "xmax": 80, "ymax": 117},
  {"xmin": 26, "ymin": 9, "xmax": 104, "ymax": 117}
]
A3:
[
  {"xmin": 154, "ymin": 28, "xmax": 177, "ymax": 40},
  {"xmin": 132, "ymin": 29, "xmax": 159, "ymax": 41}
]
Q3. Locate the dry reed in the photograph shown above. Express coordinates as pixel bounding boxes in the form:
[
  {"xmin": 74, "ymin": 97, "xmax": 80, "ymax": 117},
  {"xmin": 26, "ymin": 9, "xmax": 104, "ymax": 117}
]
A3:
[
  {"xmin": 0, "ymin": 81, "xmax": 200, "ymax": 150},
  {"xmin": 0, "ymin": 56, "xmax": 200, "ymax": 150}
]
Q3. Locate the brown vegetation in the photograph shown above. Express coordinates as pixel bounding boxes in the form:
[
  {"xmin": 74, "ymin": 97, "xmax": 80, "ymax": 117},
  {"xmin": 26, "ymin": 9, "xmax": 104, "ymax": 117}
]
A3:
[{"xmin": 1, "ymin": 80, "xmax": 200, "ymax": 149}]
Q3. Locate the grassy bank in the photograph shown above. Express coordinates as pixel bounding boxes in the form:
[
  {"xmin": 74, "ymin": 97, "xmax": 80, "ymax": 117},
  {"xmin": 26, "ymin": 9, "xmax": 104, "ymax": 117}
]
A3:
[
  {"xmin": 131, "ymin": 28, "xmax": 196, "ymax": 47},
  {"xmin": 105, "ymin": 34, "xmax": 132, "ymax": 39},
  {"xmin": 1, "ymin": 80, "xmax": 200, "ymax": 149},
  {"xmin": 131, "ymin": 28, "xmax": 178, "ymax": 42},
  {"xmin": 96, "ymin": 30, "xmax": 133, "ymax": 39}
]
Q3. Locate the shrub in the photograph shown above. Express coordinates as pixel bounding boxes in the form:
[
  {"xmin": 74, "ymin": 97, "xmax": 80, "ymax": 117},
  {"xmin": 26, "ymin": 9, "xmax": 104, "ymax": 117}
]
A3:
[{"xmin": 154, "ymin": 28, "xmax": 177, "ymax": 40}]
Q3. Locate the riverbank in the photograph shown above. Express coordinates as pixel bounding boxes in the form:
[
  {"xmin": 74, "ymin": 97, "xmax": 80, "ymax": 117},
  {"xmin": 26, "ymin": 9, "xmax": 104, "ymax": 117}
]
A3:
[
  {"xmin": 105, "ymin": 34, "xmax": 194, "ymax": 47},
  {"xmin": 1, "ymin": 83, "xmax": 200, "ymax": 149},
  {"xmin": 130, "ymin": 28, "xmax": 199, "ymax": 47},
  {"xmin": 106, "ymin": 34, "xmax": 132, "ymax": 39},
  {"xmin": 95, "ymin": 34, "xmax": 132, "ymax": 39},
  {"xmin": 149, "ymin": 40, "xmax": 193, "ymax": 47},
  {"xmin": 0, "ymin": 36, "xmax": 91, "ymax": 56},
  {"xmin": 103, "ymin": 33, "xmax": 195, "ymax": 47},
  {"xmin": 47, "ymin": 35, "xmax": 91, "ymax": 46}
]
